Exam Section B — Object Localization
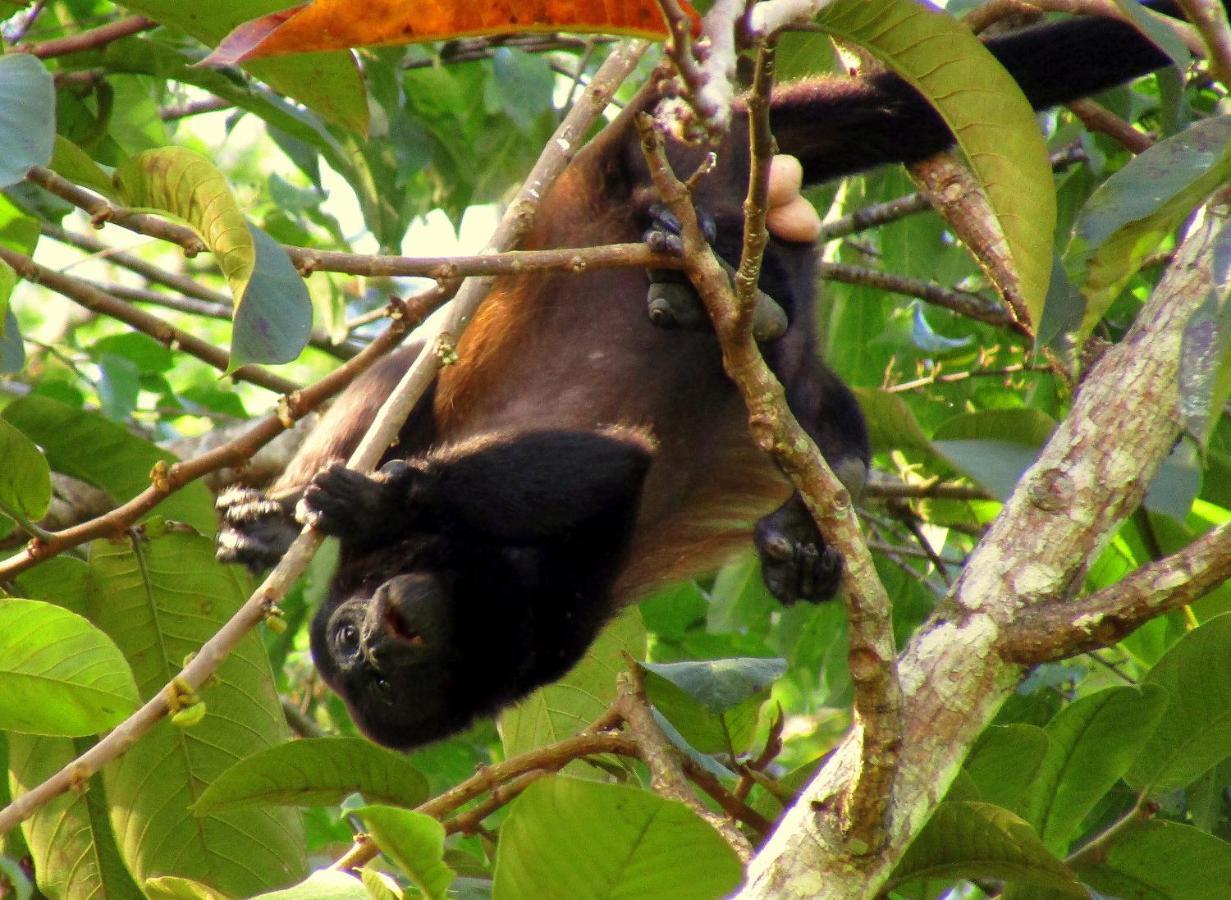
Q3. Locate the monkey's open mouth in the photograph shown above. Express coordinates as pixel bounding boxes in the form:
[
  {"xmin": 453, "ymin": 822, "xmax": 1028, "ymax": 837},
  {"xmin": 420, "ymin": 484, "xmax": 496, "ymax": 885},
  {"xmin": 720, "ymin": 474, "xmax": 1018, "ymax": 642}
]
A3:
[{"xmin": 384, "ymin": 606, "xmax": 425, "ymax": 647}]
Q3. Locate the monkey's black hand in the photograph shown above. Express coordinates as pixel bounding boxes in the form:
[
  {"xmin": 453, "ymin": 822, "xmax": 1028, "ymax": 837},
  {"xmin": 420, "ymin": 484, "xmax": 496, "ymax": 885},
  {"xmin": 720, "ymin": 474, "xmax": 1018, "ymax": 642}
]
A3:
[
  {"xmin": 216, "ymin": 486, "xmax": 298, "ymax": 572},
  {"xmin": 297, "ymin": 460, "xmax": 416, "ymax": 543},
  {"xmin": 754, "ymin": 494, "xmax": 842, "ymax": 604},
  {"xmin": 643, "ymin": 204, "xmax": 787, "ymax": 340}
]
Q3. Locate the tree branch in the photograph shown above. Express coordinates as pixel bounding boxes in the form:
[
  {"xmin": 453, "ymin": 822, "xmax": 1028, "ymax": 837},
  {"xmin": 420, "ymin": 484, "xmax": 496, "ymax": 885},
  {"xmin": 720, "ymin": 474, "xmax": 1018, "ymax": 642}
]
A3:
[
  {"xmin": 1002, "ymin": 520, "xmax": 1231, "ymax": 663},
  {"xmin": 638, "ymin": 109, "xmax": 902, "ymax": 857},
  {"xmin": 741, "ymin": 188, "xmax": 1230, "ymax": 898}
]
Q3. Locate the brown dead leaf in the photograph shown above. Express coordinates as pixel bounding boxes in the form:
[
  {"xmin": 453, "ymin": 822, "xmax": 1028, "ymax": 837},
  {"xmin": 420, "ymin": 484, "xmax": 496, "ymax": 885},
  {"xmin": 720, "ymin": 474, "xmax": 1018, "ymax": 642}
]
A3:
[{"xmin": 206, "ymin": 0, "xmax": 698, "ymax": 66}]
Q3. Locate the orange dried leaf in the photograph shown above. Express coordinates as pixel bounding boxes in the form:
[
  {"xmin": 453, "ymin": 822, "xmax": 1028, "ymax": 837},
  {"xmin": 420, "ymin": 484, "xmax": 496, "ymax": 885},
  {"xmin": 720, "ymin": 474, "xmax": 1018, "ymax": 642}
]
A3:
[{"xmin": 207, "ymin": 0, "xmax": 698, "ymax": 66}]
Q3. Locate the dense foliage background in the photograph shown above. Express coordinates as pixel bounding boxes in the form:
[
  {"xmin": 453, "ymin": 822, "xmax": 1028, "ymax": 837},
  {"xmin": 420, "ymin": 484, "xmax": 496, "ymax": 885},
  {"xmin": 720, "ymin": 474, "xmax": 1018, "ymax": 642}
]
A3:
[{"xmin": 0, "ymin": 0, "xmax": 1229, "ymax": 897}]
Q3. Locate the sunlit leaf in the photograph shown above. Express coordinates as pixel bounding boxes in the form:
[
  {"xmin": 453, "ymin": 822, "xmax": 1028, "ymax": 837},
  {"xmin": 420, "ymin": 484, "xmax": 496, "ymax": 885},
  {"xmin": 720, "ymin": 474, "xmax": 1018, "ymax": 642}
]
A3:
[
  {"xmin": 817, "ymin": 0, "xmax": 1056, "ymax": 324},
  {"xmin": 0, "ymin": 418, "xmax": 50, "ymax": 527},
  {"xmin": 493, "ymin": 777, "xmax": 742, "ymax": 900},
  {"xmin": 2, "ymin": 396, "xmax": 215, "ymax": 533},
  {"xmin": 8, "ymin": 732, "xmax": 144, "ymax": 900},
  {"xmin": 87, "ymin": 524, "xmax": 306, "ymax": 896},
  {"xmin": 195, "ymin": 737, "xmax": 429, "ymax": 812},
  {"xmin": 0, "ymin": 598, "xmax": 139, "ymax": 736},
  {"xmin": 501, "ymin": 606, "xmax": 644, "ymax": 766},
  {"xmin": 354, "ymin": 806, "xmax": 454, "ymax": 900},
  {"xmin": 1068, "ymin": 116, "xmax": 1231, "ymax": 334}
]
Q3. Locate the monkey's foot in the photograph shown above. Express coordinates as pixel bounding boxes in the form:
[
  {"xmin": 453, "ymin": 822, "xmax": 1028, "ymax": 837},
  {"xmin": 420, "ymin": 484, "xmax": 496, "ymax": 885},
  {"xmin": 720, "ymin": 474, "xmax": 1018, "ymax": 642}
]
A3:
[
  {"xmin": 754, "ymin": 495, "xmax": 842, "ymax": 604},
  {"xmin": 215, "ymin": 486, "xmax": 297, "ymax": 571}
]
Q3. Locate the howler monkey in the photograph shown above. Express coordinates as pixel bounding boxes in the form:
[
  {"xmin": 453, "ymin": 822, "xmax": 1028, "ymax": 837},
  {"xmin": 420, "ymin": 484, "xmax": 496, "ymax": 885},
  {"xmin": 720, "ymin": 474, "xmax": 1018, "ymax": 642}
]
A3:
[{"xmin": 218, "ymin": 2, "xmax": 1205, "ymax": 749}]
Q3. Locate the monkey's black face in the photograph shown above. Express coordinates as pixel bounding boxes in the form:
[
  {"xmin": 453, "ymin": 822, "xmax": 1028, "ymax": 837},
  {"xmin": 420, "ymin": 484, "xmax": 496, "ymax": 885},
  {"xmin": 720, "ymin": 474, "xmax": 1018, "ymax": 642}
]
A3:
[{"xmin": 310, "ymin": 572, "xmax": 457, "ymax": 749}]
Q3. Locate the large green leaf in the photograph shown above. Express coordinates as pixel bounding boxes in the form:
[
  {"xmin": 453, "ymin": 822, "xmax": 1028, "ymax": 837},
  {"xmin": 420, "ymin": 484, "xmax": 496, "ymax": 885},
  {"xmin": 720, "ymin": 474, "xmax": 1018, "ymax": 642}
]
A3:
[
  {"xmin": 501, "ymin": 606, "xmax": 645, "ymax": 761},
  {"xmin": 962, "ymin": 724, "xmax": 1049, "ymax": 817},
  {"xmin": 0, "ymin": 418, "xmax": 49, "ymax": 537},
  {"xmin": 2, "ymin": 395, "xmax": 215, "ymax": 534},
  {"xmin": 195, "ymin": 737, "xmax": 429, "ymax": 813},
  {"xmin": 1077, "ymin": 820, "xmax": 1231, "ymax": 900},
  {"xmin": 0, "ymin": 54, "xmax": 54, "ymax": 187},
  {"xmin": 817, "ymin": 0, "xmax": 1056, "ymax": 323},
  {"xmin": 493, "ymin": 777, "xmax": 742, "ymax": 900},
  {"xmin": 353, "ymin": 806, "xmax": 454, "ymax": 900},
  {"xmin": 113, "ymin": 0, "xmax": 367, "ymax": 134},
  {"xmin": 250, "ymin": 870, "xmax": 369, "ymax": 899},
  {"xmin": 1068, "ymin": 116, "xmax": 1231, "ymax": 334},
  {"xmin": 887, "ymin": 801, "xmax": 1084, "ymax": 897},
  {"xmin": 8, "ymin": 734, "xmax": 144, "ymax": 900},
  {"xmin": 86, "ymin": 523, "xmax": 305, "ymax": 896},
  {"xmin": 641, "ymin": 657, "xmax": 785, "ymax": 754},
  {"xmin": 1128, "ymin": 614, "xmax": 1231, "ymax": 792},
  {"xmin": 0, "ymin": 598, "xmax": 139, "ymax": 736},
  {"xmin": 1024, "ymin": 685, "xmax": 1167, "ymax": 854}
]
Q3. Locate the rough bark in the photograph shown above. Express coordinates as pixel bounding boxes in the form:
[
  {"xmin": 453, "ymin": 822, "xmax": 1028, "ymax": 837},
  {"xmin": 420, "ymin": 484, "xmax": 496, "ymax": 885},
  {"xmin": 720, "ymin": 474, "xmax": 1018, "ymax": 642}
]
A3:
[{"xmin": 741, "ymin": 192, "xmax": 1230, "ymax": 898}]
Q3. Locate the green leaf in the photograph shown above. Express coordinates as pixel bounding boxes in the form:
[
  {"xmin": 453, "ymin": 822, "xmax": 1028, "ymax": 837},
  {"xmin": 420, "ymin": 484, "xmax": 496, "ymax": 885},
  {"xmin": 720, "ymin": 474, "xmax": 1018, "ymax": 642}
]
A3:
[
  {"xmin": 250, "ymin": 870, "xmax": 369, "ymax": 899},
  {"xmin": 640, "ymin": 658, "xmax": 787, "ymax": 715},
  {"xmin": 887, "ymin": 801, "xmax": 1084, "ymax": 897},
  {"xmin": 354, "ymin": 805, "xmax": 454, "ymax": 900},
  {"xmin": 501, "ymin": 606, "xmax": 645, "ymax": 762},
  {"xmin": 0, "ymin": 54, "xmax": 54, "ymax": 187},
  {"xmin": 0, "ymin": 598, "xmax": 139, "ymax": 736},
  {"xmin": 931, "ymin": 409, "xmax": 1057, "ymax": 498},
  {"xmin": 1128, "ymin": 614, "xmax": 1231, "ymax": 792},
  {"xmin": 962, "ymin": 724, "xmax": 1049, "ymax": 817},
  {"xmin": 143, "ymin": 875, "xmax": 229, "ymax": 899},
  {"xmin": 0, "ymin": 306, "xmax": 22, "ymax": 374},
  {"xmin": 8, "ymin": 733, "xmax": 144, "ymax": 900},
  {"xmin": 640, "ymin": 657, "xmax": 784, "ymax": 754},
  {"xmin": 0, "ymin": 418, "xmax": 50, "ymax": 526},
  {"xmin": 851, "ymin": 387, "xmax": 937, "ymax": 457},
  {"xmin": 1179, "ymin": 214, "xmax": 1231, "ymax": 446},
  {"xmin": 2, "ymin": 395, "xmax": 215, "ymax": 534},
  {"xmin": 229, "ymin": 223, "xmax": 313, "ymax": 368},
  {"xmin": 1068, "ymin": 116, "xmax": 1231, "ymax": 334},
  {"xmin": 0, "ymin": 254, "xmax": 14, "ymax": 328},
  {"xmin": 1077, "ymin": 820, "xmax": 1231, "ymax": 900},
  {"xmin": 817, "ymin": 0, "xmax": 1056, "ymax": 323},
  {"xmin": 87, "ymin": 524, "xmax": 306, "ymax": 896},
  {"xmin": 1025, "ymin": 685, "xmax": 1167, "ymax": 853},
  {"xmin": 12, "ymin": 555, "xmax": 89, "ymax": 617},
  {"xmin": 111, "ymin": 1, "xmax": 368, "ymax": 134},
  {"xmin": 493, "ymin": 777, "xmax": 743, "ymax": 900},
  {"xmin": 49, "ymin": 135, "xmax": 116, "ymax": 198},
  {"xmin": 195, "ymin": 737, "xmax": 429, "ymax": 813}
]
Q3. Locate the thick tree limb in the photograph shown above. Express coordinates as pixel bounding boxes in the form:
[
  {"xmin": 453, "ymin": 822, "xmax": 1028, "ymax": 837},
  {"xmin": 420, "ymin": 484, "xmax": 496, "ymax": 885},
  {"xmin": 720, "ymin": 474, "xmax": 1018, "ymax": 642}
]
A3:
[{"xmin": 740, "ymin": 189, "xmax": 1230, "ymax": 898}]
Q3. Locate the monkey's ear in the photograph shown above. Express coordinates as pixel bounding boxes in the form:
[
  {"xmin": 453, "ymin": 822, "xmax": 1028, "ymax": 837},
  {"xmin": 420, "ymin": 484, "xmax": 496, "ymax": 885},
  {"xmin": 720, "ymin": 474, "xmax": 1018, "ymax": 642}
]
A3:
[{"xmin": 418, "ymin": 428, "xmax": 655, "ymax": 540}]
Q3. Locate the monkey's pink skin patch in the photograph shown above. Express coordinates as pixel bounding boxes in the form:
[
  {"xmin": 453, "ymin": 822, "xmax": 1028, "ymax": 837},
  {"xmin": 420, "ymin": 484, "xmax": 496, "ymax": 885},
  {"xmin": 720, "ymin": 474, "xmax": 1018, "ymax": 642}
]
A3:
[
  {"xmin": 767, "ymin": 154, "xmax": 804, "ymax": 207},
  {"xmin": 767, "ymin": 195, "xmax": 822, "ymax": 243}
]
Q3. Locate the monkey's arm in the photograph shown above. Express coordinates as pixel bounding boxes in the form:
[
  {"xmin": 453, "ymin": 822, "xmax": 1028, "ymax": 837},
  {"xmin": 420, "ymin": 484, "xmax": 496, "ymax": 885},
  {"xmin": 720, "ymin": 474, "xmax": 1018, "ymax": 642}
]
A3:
[{"xmin": 298, "ymin": 428, "xmax": 653, "ymax": 547}]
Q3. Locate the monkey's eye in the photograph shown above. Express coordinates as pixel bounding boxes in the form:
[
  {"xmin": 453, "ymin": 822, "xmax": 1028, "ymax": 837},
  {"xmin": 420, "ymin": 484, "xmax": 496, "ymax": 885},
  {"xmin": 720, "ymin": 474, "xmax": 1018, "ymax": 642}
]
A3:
[{"xmin": 335, "ymin": 621, "xmax": 360, "ymax": 657}]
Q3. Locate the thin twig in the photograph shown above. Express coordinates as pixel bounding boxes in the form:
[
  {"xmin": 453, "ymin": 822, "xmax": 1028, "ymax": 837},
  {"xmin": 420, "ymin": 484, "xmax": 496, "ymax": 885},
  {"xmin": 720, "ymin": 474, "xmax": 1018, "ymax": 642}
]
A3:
[
  {"xmin": 19, "ymin": 14, "xmax": 154, "ymax": 59},
  {"xmin": 818, "ymin": 261, "xmax": 1013, "ymax": 327},
  {"xmin": 637, "ymin": 114, "xmax": 901, "ymax": 854},
  {"xmin": 0, "ymin": 247, "xmax": 300, "ymax": 395}
]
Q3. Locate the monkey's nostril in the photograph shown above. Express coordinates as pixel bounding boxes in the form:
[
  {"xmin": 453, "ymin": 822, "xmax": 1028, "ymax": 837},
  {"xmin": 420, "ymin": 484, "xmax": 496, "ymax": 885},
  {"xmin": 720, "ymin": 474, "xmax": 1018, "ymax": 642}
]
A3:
[{"xmin": 384, "ymin": 605, "xmax": 424, "ymax": 647}]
